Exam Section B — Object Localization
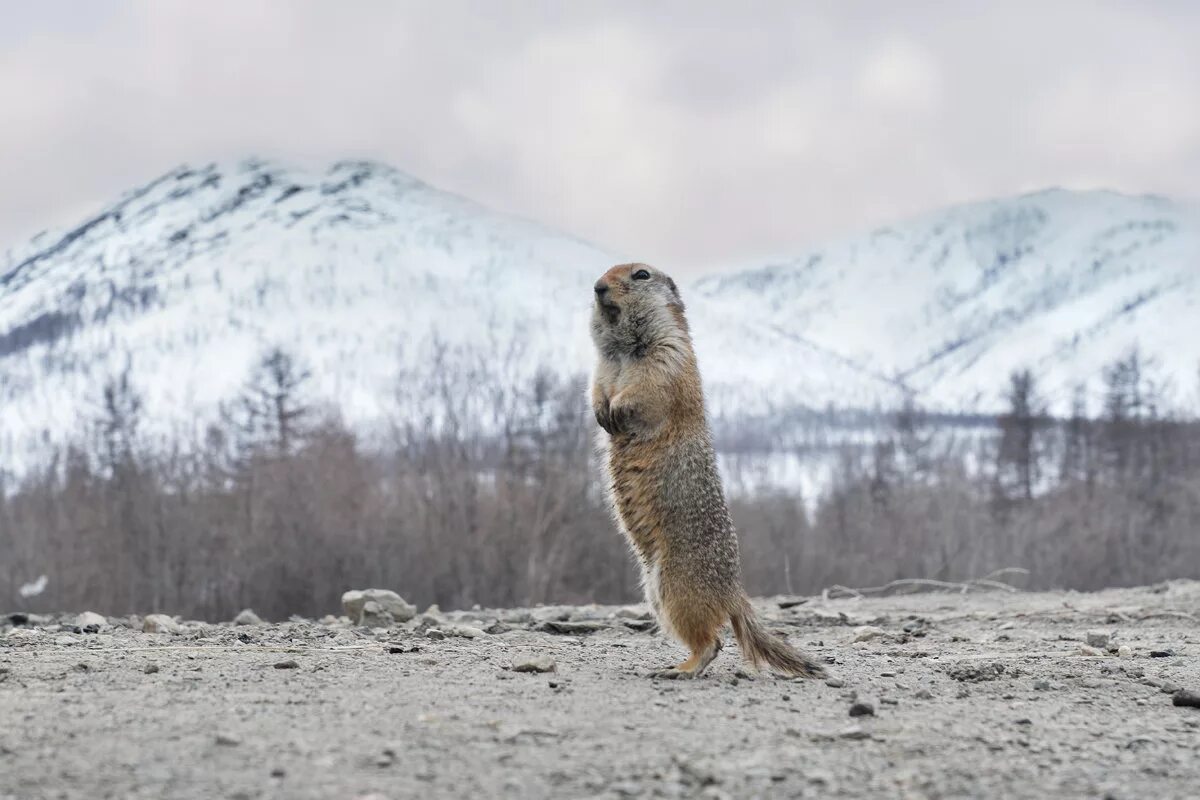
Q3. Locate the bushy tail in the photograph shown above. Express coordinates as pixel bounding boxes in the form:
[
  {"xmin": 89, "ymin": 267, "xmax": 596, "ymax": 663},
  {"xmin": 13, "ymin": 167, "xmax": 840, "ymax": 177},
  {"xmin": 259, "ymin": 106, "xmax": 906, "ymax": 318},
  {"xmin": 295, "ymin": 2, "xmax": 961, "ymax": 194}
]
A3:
[{"xmin": 730, "ymin": 597, "xmax": 826, "ymax": 678}]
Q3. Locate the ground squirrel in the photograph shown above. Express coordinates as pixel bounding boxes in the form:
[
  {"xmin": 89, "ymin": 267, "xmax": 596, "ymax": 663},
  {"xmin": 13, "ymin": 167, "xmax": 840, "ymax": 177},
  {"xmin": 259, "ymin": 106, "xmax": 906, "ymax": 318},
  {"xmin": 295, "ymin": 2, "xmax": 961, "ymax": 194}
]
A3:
[{"xmin": 590, "ymin": 263, "xmax": 826, "ymax": 679}]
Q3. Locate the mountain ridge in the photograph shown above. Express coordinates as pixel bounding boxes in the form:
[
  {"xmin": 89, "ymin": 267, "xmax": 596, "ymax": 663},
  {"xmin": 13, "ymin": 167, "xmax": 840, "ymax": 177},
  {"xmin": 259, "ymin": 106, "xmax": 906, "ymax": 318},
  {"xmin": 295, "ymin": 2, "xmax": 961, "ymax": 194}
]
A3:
[{"xmin": 2, "ymin": 158, "xmax": 1198, "ymax": 468}]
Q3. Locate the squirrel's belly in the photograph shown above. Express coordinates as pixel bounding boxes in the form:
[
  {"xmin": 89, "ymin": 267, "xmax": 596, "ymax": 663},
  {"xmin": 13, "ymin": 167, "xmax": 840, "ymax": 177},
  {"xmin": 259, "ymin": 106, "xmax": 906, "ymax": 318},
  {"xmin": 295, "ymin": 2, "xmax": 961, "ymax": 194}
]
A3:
[{"xmin": 607, "ymin": 438, "xmax": 668, "ymax": 566}]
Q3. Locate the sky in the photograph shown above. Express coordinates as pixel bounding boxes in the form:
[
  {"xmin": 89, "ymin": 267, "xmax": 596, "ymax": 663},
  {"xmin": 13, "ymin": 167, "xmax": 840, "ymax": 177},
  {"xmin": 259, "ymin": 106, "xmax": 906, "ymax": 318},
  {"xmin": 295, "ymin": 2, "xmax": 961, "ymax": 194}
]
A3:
[{"xmin": 1, "ymin": 1, "xmax": 1199, "ymax": 274}]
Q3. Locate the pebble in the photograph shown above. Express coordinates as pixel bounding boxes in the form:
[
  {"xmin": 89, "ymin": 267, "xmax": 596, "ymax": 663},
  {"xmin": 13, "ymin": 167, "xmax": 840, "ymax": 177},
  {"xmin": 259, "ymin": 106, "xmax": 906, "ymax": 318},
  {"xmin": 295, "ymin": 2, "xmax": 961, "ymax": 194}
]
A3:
[
  {"xmin": 1078, "ymin": 645, "xmax": 1104, "ymax": 657},
  {"xmin": 1117, "ymin": 645, "xmax": 1133, "ymax": 659},
  {"xmin": 825, "ymin": 678, "xmax": 846, "ymax": 688},
  {"xmin": 233, "ymin": 609, "xmax": 264, "ymax": 626},
  {"xmin": 1173, "ymin": 690, "xmax": 1200, "ymax": 708},
  {"xmin": 849, "ymin": 701, "xmax": 875, "ymax": 717},
  {"xmin": 143, "ymin": 614, "xmax": 180, "ymax": 634},
  {"xmin": 1033, "ymin": 679, "xmax": 1051, "ymax": 691},
  {"xmin": 447, "ymin": 625, "xmax": 484, "ymax": 639},
  {"xmin": 839, "ymin": 725, "xmax": 872, "ymax": 740},
  {"xmin": 914, "ymin": 689, "xmax": 934, "ymax": 700},
  {"xmin": 852, "ymin": 626, "xmax": 885, "ymax": 643},
  {"xmin": 215, "ymin": 733, "xmax": 242, "ymax": 747},
  {"xmin": 512, "ymin": 654, "xmax": 557, "ymax": 673},
  {"xmin": 143, "ymin": 663, "xmax": 160, "ymax": 674},
  {"xmin": 273, "ymin": 659, "xmax": 300, "ymax": 670},
  {"xmin": 1149, "ymin": 649, "xmax": 1175, "ymax": 658},
  {"xmin": 1086, "ymin": 631, "xmax": 1110, "ymax": 649},
  {"xmin": 425, "ymin": 628, "xmax": 446, "ymax": 641}
]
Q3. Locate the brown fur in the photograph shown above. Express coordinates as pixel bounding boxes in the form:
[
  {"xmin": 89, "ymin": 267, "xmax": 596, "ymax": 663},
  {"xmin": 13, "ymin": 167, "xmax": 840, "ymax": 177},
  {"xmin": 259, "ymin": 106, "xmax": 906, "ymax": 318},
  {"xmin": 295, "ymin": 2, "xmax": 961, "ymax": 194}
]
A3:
[{"xmin": 590, "ymin": 263, "xmax": 826, "ymax": 679}]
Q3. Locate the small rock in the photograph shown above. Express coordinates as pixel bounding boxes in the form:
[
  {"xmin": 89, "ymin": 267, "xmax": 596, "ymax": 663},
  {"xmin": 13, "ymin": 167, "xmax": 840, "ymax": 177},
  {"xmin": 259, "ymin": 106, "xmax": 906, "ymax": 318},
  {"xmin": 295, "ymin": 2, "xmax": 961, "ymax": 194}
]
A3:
[
  {"xmin": 825, "ymin": 678, "xmax": 846, "ymax": 688},
  {"xmin": 511, "ymin": 654, "xmax": 557, "ymax": 673},
  {"xmin": 143, "ymin": 614, "xmax": 180, "ymax": 634},
  {"xmin": 839, "ymin": 725, "xmax": 871, "ymax": 740},
  {"xmin": 447, "ymin": 624, "xmax": 484, "ymax": 639},
  {"xmin": 1149, "ymin": 649, "xmax": 1175, "ymax": 658},
  {"xmin": 233, "ymin": 609, "xmax": 264, "ymax": 626},
  {"xmin": 1173, "ymin": 690, "xmax": 1200, "ymax": 708},
  {"xmin": 1079, "ymin": 645, "xmax": 1104, "ymax": 657},
  {"xmin": 1033, "ymin": 679, "xmax": 1051, "ymax": 691},
  {"xmin": 143, "ymin": 663, "xmax": 160, "ymax": 674},
  {"xmin": 849, "ymin": 701, "xmax": 875, "ymax": 717},
  {"xmin": 75, "ymin": 612, "xmax": 106, "ymax": 629},
  {"xmin": 1086, "ymin": 630, "xmax": 1110, "ymax": 649},
  {"xmin": 216, "ymin": 733, "xmax": 242, "ymax": 747},
  {"xmin": 341, "ymin": 589, "xmax": 416, "ymax": 625},
  {"xmin": 273, "ymin": 659, "xmax": 300, "ymax": 670},
  {"xmin": 914, "ymin": 689, "xmax": 934, "ymax": 700},
  {"xmin": 852, "ymin": 626, "xmax": 885, "ymax": 643},
  {"xmin": 1161, "ymin": 682, "xmax": 1181, "ymax": 695},
  {"xmin": 387, "ymin": 644, "xmax": 420, "ymax": 654},
  {"xmin": 270, "ymin": 767, "xmax": 286, "ymax": 778},
  {"xmin": 1117, "ymin": 645, "xmax": 1133, "ymax": 659},
  {"xmin": 425, "ymin": 628, "xmax": 446, "ymax": 641}
]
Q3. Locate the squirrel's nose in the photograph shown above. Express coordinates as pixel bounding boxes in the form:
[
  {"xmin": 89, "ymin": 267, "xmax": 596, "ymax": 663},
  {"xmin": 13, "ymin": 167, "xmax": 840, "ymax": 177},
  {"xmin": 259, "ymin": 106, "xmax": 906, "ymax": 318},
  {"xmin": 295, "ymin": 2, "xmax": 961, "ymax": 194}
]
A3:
[{"xmin": 594, "ymin": 281, "xmax": 609, "ymax": 296}]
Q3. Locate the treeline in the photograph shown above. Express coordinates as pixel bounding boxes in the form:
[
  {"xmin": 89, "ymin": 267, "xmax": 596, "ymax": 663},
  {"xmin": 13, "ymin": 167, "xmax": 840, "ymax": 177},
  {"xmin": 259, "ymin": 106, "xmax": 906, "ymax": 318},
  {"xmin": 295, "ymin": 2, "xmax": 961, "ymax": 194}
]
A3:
[{"xmin": 2, "ymin": 345, "xmax": 1198, "ymax": 620}]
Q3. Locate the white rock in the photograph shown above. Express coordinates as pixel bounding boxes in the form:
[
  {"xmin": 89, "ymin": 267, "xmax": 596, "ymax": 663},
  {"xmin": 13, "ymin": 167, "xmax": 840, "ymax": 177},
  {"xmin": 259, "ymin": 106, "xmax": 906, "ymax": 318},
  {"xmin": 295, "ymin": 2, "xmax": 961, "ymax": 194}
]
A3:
[
  {"xmin": 341, "ymin": 589, "xmax": 415, "ymax": 625},
  {"xmin": 511, "ymin": 653, "xmax": 557, "ymax": 673},
  {"xmin": 233, "ymin": 609, "xmax": 264, "ymax": 626},
  {"xmin": 447, "ymin": 624, "xmax": 484, "ymax": 639},
  {"xmin": 852, "ymin": 626, "xmax": 886, "ymax": 642},
  {"xmin": 1078, "ymin": 644, "xmax": 1104, "ymax": 657},
  {"xmin": 143, "ymin": 614, "xmax": 181, "ymax": 634},
  {"xmin": 1117, "ymin": 645, "xmax": 1133, "ymax": 659},
  {"xmin": 75, "ymin": 612, "xmax": 107, "ymax": 628}
]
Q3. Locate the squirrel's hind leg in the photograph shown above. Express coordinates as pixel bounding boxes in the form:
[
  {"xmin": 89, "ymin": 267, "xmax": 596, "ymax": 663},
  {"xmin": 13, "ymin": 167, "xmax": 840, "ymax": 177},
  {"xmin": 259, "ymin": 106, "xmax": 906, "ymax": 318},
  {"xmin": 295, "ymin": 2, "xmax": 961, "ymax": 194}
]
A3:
[{"xmin": 650, "ymin": 637, "xmax": 722, "ymax": 679}]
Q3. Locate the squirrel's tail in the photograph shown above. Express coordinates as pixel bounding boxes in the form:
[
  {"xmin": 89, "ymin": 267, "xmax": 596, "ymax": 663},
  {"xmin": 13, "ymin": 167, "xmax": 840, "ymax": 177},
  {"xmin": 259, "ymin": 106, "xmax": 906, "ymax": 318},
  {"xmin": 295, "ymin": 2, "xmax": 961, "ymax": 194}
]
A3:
[{"xmin": 729, "ymin": 596, "xmax": 826, "ymax": 678}]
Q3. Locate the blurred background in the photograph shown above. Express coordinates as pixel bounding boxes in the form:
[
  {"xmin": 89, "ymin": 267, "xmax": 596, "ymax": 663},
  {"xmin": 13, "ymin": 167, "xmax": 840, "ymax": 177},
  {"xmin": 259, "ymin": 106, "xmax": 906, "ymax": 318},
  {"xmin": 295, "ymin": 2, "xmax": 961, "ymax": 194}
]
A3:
[{"xmin": 2, "ymin": 1, "xmax": 1199, "ymax": 619}]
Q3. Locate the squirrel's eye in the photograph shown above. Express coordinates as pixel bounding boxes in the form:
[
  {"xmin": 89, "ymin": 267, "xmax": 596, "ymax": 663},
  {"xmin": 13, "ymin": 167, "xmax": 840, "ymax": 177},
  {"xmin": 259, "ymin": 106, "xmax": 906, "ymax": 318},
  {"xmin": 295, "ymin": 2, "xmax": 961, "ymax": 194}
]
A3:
[{"xmin": 632, "ymin": 269, "xmax": 651, "ymax": 281}]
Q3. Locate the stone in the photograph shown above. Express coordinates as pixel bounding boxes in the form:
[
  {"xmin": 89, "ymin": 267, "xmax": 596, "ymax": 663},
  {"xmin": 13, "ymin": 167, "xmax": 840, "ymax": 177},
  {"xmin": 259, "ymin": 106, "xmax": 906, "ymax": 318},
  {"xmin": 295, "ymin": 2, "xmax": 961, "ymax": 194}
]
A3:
[
  {"xmin": 512, "ymin": 654, "xmax": 557, "ymax": 673},
  {"xmin": 75, "ymin": 612, "xmax": 106, "ymax": 629},
  {"xmin": 143, "ymin": 614, "xmax": 180, "ymax": 634},
  {"xmin": 825, "ymin": 678, "xmax": 846, "ymax": 688},
  {"xmin": 341, "ymin": 589, "xmax": 416, "ymax": 625},
  {"xmin": 1173, "ymin": 690, "xmax": 1200, "ymax": 708},
  {"xmin": 1117, "ymin": 645, "xmax": 1133, "ymax": 659},
  {"xmin": 914, "ymin": 689, "xmax": 934, "ymax": 700},
  {"xmin": 839, "ymin": 725, "xmax": 872, "ymax": 740},
  {"xmin": 143, "ymin": 663, "xmax": 160, "ymax": 674},
  {"xmin": 1085, "ymin": 630, "xmax": 1110, "ymax": 649},
  {"xmin": 233, "ymin": 609, "xmax": 264, "ymax": 626},
  {"xmin": 447, "ymin": 624, "xmax": 484, "ymax": 639},
  {"xmin": 1078, "ymin": 645, "xmax": 1104, "ymax": 657},
  {"xmin": 215, "ymin": 732, "xmax": 242, "ymax": 747},
  {"xmin": 1033, "ymin": 679, "xmax": 1051, "ymax": 691},
  {"xmin": 273, "ymin": 659, "xmax": 300, "ymax": 670},
  {"xmin": 849, "ymin": 701, "xmax": 875, "ymax": 717},
  {"xmin": 852, "ymin": 626, "xmax": 885, "ymax": 642},
  {"xmin": 425, "ymin": 628, "xmax": 446, "ymax": 640},
  {"xmin": 1149, "ymin": 649, "xmax": 1175, "ymax": 658}
]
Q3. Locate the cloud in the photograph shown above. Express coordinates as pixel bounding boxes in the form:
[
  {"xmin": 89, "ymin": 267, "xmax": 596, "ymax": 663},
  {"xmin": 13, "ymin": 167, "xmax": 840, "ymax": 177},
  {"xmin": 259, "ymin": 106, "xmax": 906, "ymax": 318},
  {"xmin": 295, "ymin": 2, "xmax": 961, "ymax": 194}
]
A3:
[{"xmin": 0, "ymin": 1, "xmax": 1198, "ymax": 273}]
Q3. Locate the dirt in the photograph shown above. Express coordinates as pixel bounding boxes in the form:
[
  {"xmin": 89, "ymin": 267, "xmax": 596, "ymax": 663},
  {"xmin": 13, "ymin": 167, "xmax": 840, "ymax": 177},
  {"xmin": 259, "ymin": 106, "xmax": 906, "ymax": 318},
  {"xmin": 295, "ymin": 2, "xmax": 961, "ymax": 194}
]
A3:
[{"xmin": 3, "ymin": 581, "xmax": 1199, "ymax": 800}]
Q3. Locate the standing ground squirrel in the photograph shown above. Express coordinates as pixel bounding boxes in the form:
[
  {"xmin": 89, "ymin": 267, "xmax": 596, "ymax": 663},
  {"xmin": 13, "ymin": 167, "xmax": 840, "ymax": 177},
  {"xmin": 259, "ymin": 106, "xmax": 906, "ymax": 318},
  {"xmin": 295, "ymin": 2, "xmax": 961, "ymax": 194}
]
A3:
[{"xmin": 590, "ymin": 262, "xmax": 826, "ymax": 679}]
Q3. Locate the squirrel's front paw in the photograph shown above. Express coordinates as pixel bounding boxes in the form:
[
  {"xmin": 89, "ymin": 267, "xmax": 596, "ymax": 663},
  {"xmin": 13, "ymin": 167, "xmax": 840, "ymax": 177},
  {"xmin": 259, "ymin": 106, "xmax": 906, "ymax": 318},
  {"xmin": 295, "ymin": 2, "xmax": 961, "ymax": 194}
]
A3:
[
  {"xmin": 607, "ymin": 402, "xmax": 637, "ymax": 435},
  {"xmin": 594, "ymin": 404, "xmax": 616, "ymax": 435}
]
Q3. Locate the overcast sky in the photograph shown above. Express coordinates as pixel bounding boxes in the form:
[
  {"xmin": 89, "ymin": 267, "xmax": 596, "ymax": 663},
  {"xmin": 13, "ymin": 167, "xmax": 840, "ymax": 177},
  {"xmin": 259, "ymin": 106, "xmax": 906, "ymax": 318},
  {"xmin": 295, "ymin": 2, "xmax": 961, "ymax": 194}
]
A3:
[{"xmin": 2, "ymin": 1, "xmax": 1198, "ymax": 273}]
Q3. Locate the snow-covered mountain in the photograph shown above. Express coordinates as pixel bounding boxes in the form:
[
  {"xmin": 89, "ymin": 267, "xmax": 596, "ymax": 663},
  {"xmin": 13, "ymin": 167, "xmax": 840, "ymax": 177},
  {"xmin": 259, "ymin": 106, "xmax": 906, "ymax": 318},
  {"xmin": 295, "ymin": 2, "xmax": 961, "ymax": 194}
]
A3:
[
  {"xmin": 2, "ymin": 158, "xmax": 1198, "ymax": 467},
  {"xmin": 697, "ymin": 188, "xmax": 1200, "ymax": 412}
]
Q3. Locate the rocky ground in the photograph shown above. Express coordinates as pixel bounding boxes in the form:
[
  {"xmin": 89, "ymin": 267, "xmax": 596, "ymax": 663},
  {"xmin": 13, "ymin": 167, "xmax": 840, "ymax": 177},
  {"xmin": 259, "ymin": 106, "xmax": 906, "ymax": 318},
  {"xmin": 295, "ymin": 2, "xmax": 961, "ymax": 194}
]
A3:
[{"xmin": 2, "ymin": 582, "xmax": 1199, "ymax": 800}]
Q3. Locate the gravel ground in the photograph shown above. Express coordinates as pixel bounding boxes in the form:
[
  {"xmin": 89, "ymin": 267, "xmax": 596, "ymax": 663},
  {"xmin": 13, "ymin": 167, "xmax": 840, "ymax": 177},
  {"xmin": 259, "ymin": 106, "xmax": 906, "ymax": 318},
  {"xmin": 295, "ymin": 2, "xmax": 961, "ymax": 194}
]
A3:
[{"xmin": 3, "ymin": 581, "xmax": 1199, "ymax": 800}]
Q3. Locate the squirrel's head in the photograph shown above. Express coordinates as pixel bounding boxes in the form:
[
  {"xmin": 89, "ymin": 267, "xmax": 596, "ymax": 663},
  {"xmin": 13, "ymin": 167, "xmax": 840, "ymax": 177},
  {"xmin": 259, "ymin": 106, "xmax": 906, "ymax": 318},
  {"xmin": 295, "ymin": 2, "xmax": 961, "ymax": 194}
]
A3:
[{"xmin": 590, "ymin": 263, "xmax": 689, "ymax": 357}]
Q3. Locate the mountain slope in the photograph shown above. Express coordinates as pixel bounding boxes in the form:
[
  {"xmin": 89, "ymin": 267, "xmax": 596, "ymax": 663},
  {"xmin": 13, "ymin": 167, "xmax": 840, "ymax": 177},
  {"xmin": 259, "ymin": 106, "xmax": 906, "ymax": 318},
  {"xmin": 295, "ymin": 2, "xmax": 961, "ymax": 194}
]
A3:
[
  {"xmin": 695, "ymin": 188, "xmax": 1200, "ymax": 410},
  {"xmin": 2, "ymin": 160, "xmax": 1198, "ymax": 468}
]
